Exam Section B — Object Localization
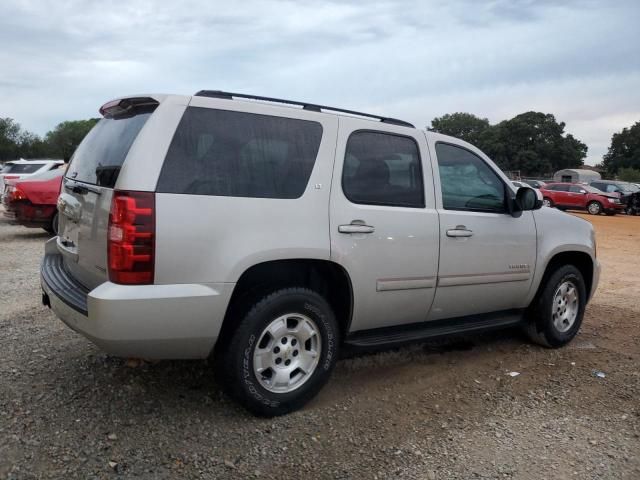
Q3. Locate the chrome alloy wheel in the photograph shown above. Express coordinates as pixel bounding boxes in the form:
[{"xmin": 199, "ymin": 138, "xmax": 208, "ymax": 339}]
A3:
[
  {"xmin": 588, "ymin": 202, "xmax": 601, "ymax": 215},
  {"xmin": 253, "ymin": 313, "xmax": 322, "ymax": 393},
  {"xmin": 551, "ymin": 280, "xmax": 579, "ymax": 333}
]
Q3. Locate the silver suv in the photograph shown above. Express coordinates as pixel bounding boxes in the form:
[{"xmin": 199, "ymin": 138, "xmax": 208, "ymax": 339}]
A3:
[{"xmin": 41, "ymin": 91, "xmax": 600, "ymax": 416}]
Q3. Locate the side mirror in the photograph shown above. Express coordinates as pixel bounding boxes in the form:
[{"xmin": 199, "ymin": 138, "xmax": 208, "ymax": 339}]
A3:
[
  {"xmin": 514, "ymin": 187, "xmax": 542, "ymax": 215},
  {"xmin": 579, "ymin": 189, "xmax": 587, "ymax": 194}
]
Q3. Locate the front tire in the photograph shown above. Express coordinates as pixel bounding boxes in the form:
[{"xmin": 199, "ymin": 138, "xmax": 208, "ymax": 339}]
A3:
[
  {"xmin": 526, "ymin": 265, "xmax": 586, "ymax": 348},
  {"xmin": 220, "ymin": 288, "xmax": 339, "ymax": 416},
  {"xmin": 587, "ymin": 201, "xmax": 602, "ymax": 215}
]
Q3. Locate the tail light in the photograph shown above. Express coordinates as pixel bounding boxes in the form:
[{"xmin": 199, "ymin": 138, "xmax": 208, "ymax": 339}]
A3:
[
  {"xmin": 4, "ymin": 175, "xmax": 19, "ymax": 180},
  {"xmin": 7, "ymin": 185, "xmax": 27, "ymax": 202},
  {"xmin": 108, "ymin": 191, "xmax": 155, "ymax": 285}
]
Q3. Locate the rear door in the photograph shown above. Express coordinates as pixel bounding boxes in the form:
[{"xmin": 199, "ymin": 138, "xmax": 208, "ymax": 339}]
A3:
[
  {"xmin": 553, "ymin": 184, "xmax": 571, "ymax": 206},
  {"xmin": 57, "ymin": 97, "xmax": 168, "ymax": 289},
  {"xmin": 330, "ymin": 118, "xmax": 439, "ymax": 332}
]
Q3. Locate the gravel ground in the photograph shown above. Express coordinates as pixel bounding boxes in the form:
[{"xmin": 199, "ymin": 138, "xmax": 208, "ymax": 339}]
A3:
[{"xmin": 1, "ymin": 211, "xmax": 639, "ymax": 479}]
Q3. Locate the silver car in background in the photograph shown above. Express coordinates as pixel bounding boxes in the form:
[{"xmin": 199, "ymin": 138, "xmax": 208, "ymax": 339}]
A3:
[{"xmin": 41, "ymin": 91, "xmax": 599, "ymax": 416}]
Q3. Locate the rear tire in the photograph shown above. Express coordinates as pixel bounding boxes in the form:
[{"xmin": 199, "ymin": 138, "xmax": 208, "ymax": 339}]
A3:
[
  {"xmin": 542, "ymin": 198, "xmax": 553, "ymax": 208},
  {"xmin": 219, "ymin": 287, "xmax": 339, "ymax": 416},
  {"xmin": 525, "ymin": 265, "xmax": 586, "ymax": 348},
  {"xmin": 43, "ymin": 213, "xmax": 58, "ymax": 235},
  {"xmin": 587, "ymin": 201, "xmax": 602, "ymax": 215}
]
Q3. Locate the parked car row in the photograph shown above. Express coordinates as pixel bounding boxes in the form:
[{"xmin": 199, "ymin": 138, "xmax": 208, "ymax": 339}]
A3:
[
  {"xmin": 1, "ymin": 164, "xmax": 65, "ymax": 234},
  {"xmin": 0, "ymin": 159, "xmax": 63, "ymax": 193},
  {"xmin": 511, "ymin": 179, "xmax": 640, "ymax": 216}
]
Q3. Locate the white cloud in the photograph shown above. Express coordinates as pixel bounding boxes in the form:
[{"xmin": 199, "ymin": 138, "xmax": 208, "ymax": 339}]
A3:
[{"xmin": 1, "ymin": 0, "xmax": 639, "ymax": 165}]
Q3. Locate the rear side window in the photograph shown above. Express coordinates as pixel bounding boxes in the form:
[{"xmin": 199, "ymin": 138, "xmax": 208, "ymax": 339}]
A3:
[
  {"xmin": 67, "ymin": 113, "xmax": 152, "ymax": 188},
  {"xmin": 342, "ymin": 131, "xmax": 424, "ymax": 208},
  {"xmin": 157, "ymin": 107, "xmax": 323, "ymax": 199},
  {"xmin": 4, "ymin": 163, "xmax": 45, "ymax": 174}
]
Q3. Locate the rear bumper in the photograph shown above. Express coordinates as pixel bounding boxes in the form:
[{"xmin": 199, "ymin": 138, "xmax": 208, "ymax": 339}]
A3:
[
  {"xmin": 41, "ymin": 239, "xmax": 234, "ymax": 359},
  {"xmin": 2, "ymin": 200, "xmax": 54, "ymax": 227}
]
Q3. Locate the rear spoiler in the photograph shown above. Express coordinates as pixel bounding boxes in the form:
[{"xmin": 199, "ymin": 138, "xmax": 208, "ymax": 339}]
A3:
[{"xmin": 99, "ymin": 97, "xmax": 159, "ymax": 119}]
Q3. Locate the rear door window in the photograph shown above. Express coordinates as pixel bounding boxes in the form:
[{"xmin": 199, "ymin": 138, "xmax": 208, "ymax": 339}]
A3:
[
  {"xmin": 66, "ymin": 113, "xmax": 152, "ymax": 188},
  {"xmin": 341, "ymin": 131, "xmax": 424, "ymax": 208},
  {"xmin": 157, "ymin": 107, "xmax": 323, "ymax": 199}
]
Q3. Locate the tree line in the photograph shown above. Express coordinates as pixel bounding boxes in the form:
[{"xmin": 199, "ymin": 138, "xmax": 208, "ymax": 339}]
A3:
[
  {"xmin": 429, "ymin": 112, "xmax": 640, "ymax": 181},
  {"xmin": 2, "ymin": 112, "xmax": 639, "ymax": 182},
  {"xmin": 0, "ymin": 117, "xmax": 99, "ymax": 163}
]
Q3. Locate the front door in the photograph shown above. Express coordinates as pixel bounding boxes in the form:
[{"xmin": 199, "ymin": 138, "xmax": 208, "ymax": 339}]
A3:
[
  {"xmin": 427, "ymin": 138, "xmax": 537, "ymax": 320},
  {"xmin": 330, "ymin": 118, "xmax": 440, "ymax": 332}
]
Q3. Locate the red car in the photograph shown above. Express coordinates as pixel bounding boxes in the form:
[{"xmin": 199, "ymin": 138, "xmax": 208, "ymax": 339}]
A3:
[
  {"xmin": 2, "ymin": 168, "xmax": 64, "ymax": 234},
  {"xmin": 540, "ymin": 182, "xmax": 624, "ymax": 215}
]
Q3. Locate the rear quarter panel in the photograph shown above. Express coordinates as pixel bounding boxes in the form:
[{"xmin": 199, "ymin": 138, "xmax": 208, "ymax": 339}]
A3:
[
  {"xmin": 153, "ymin": 98, "xmax": 339, "ymax": 284},
  {"xmin": 19, "ymin": 175, "xmax": 63, "ymax": 205}
]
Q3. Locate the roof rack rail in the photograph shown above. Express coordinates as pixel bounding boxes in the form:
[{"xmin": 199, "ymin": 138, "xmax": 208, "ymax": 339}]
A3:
[{"xmin": 194, "ymin": 90, "xmax": 415, "ymax": 128}]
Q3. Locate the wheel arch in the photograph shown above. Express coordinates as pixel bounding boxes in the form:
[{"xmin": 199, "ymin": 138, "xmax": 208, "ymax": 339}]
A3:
[
  {"xmin": 533, "ymin": 251, "xmax": 594, "ymax": 305},
  {"xmin": 215, "ymin": 259, "xmax": 354, "ymax": 353}
]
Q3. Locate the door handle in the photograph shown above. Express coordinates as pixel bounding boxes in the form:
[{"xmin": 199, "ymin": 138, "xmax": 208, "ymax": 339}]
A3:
[
  {"xmin": 446, "ymin": 226, "xmax": 473, "ymax": 238},
  {"xmin": 338, "ymin": 221, "xmax": 375, "ymax": 234}
]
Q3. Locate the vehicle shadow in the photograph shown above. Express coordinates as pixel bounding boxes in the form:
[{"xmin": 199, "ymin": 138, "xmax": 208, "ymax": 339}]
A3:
[
  {"xmin": 36, "ymin": 327, "xmax": 526, "ymax": 422},
  {"xmin": 1, "ymin": 229, "xmax": 52, "ymax": 241}
]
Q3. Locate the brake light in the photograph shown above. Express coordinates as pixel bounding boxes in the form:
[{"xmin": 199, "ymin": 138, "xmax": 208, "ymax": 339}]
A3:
[
  {"xmin": 108, "ymin": 191, "xmax": 155, "ymax": 285},
  {"xmin": 7, "ymin": 185, "xmax": 27, "ymax": 202},
  {"xmin": 4, "ymin": 175, "xmax": 19, "ymax": 180}
]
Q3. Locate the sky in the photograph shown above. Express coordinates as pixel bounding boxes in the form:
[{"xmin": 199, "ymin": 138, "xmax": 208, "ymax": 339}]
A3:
[{"xmin": 1, "ymin": 0, "xmax": 639, "ymax": 165}]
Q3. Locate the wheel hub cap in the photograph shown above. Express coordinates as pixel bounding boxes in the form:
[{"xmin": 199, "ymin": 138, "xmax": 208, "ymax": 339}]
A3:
[
  {"xmin": 253, "ymin": 313, "xmax": 321, "ymax": 393},
  {"xmin": 551, "ymin": 280, "xmax": 579, "ymax": 333}
]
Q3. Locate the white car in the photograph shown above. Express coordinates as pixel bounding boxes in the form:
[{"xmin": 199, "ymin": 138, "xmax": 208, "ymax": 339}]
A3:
[{"xmin": 1, "ymin": 159, "xmax": 64, "ymax": 197}]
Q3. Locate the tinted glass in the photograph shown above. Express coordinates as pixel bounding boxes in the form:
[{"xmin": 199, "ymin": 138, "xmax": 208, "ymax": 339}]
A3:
[
  {"xmin": 342, "ymin": 131, "xmax": 424, "ymax": 208},
  {"xmin": 67, "ymin": 113, "xmax": 152, "ymax": 188},
  {"xmin": 570, "ymin": 185, "xmax": 587, "ymax": 193},
  {"xmin": 553, "ymin": 184, "xmax": 570, "ymax": 192},
  {"xmin": 157, "ymin": 107, "xmax": 322, "ymax": 199},
  {"xmin": 5, "ymin": 163, "xmax": 46, "ymax": 174},
  {"xmin": 435, "ymin": 143, "xmax": 505, "ymax": 212}
]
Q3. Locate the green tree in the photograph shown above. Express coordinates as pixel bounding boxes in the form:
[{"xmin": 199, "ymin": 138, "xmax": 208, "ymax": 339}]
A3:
[
  {"xmin": 0, "ymin": 117, "xmax": 22, "ymax": 161},
  {"xmin": 45, "ymin": 118, "xmax": 99, "ymax": 161},
  {"xmin": 429, "ymin": 113, "xmax": 491, "ymax": 146},
  {"xmin": 602, "ymin": 121, "xmax": 640, "ymax": 175},
  {"xmin": 617, "ymin": 167, "xmax": 640, "ymax": 183},
  {"xmin": 481, "ymin": 112, "xmax": 586, "ymax": 176}
]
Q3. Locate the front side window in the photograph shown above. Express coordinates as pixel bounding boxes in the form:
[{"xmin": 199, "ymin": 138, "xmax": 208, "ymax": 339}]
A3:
[
  {"xmin": 342, "ymin": 131, "xmax": 424, "ymax": 208},
  {"xmin": 435, "ymin": 143, "xmax": 506, "ymax": 213},
  {"xmin": 157, "ymin": 107, "xmax": 323, "ymax": 199}
]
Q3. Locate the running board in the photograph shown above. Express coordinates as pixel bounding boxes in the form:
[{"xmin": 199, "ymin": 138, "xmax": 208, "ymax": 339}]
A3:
[{"xmin": 344, "ymin": 310, "xmax": 524, "ymax": 349}]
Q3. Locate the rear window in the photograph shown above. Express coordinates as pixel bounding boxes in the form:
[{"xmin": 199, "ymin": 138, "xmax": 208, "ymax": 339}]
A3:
[
  {"xmin": 66, "ymin": 113, "xmax": 152, "ymax": 188},
  {"xmin": 157, "ymin": 107, "xmax": 323, "ymax": 199},
  {"xmin": 4, "ymin": 162, "xmax": 46, "ymax": 174}
]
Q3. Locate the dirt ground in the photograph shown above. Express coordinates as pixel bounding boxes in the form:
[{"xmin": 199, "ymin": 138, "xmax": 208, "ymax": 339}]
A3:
[{"xmin": 0, "ymin": 211, "xmax": 638, "ymax": 479}]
